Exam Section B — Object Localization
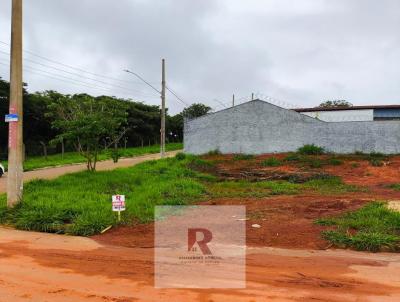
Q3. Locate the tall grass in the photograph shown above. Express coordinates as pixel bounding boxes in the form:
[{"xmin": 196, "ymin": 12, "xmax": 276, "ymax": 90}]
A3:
[{"xmin": 0, "ymin": 155, "xmax": 204, "ymax": 236}]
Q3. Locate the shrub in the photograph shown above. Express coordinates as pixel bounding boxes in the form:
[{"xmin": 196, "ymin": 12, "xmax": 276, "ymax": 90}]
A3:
[
  {"xmin": 261, "ymin": 157, "xmax": 282, "ymax": 167},
  {"xmin": 351, "ymin": 162, "xmax": 360, "ymax": 168},
  {"xmin": 328, "ymin": 158, "xmax": 343, "ymax": 166},
  {"xmin": 233, "ymin": 154, "xmax": 254, "ymax": 161},
  {"xmin": 284, "ymin": 153, "xmax": 301, "ymax": 162},
  {"xmin": 309, "ymin": 159, "xmax": 323, "ymax": 168},
  {"xmin": 297, "ymin": 144, "xmax": 325, "ymax": 155},
  {"xmin": 206, "ymin": 149, "xmax": 221, "ymax": 156},
  {"xmin": 175, "ymin": 152, "xmax": 186, "ymax": 160},
  {"xmin": 369, "ymin": 158, "xmax": 383, "ymax": 167}
]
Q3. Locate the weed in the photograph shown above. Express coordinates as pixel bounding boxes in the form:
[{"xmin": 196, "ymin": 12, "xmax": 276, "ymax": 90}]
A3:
[
  {"xmin": 328, "ymin": 158, "xmax": 343, "ymax": 166},
  {"xmin": 309, "ymin": 159, "xmax": 323, "ymax": 168},
  {"xmin": 206, "ymin": 149, "xmax": 221, "ymax": 156},
  {"xmin": 351, "ymin": 162, "xmax": 360, "ymax": 168},
  {"xmin": 0, "ymin": 156, "xmax": 205, "ymax": 236},
  {"xmin": 207, "ymin": 180, "xmax": 299, "ymax": 198},
  {"xmin": 233, "ymin": 154, "xmax": 255, "ymax": 161},
  {"xmin": 284, "ymin": 153, "xmax": 301, "ymax": 162},
  {"xmin": 304, "ymin": 176, "xmax": 364, "ymax": 194},
  {"xmin": 369, "ymin": 158, "xmax": 383, "ymax": 167},
  {"xmin": 388, "ymin": 184, "xmax": 400, "ymax": 191},
  {"xmin": 175, "ymin": 152, "xmax": 186, "ymax": 160},
  {"xmin": 261, "ymin": 157, "xmax": 282, "ymax": 167},
  {"xmin": 297, "ymin": 144, "xmax": 325, "ymax": 155},
  {"xmin": 317, "ymin": 202, "xmax": 400, "ymax": 252}
]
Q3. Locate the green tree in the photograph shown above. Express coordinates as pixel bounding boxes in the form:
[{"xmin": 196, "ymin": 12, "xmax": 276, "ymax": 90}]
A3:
[
  {"xmin": 182, "ymin": 103, "xmax": 212, "ymax": 119},
  {"xmin": 319, "ymin": 100, "xmax": 352, "ymax": 108},
  {"xmin": 48, "ymin": 94, "xmax": 128, "ymax": 171}
]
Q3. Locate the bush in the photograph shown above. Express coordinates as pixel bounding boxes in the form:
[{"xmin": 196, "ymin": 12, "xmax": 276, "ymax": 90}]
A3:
[
  {"xmin": 370, "ymin": 158, "xmax": 383, "ymax": 167},
  {"xmin": 233, "ymin": 154, "xmax": 254, "ymax": 161},
  {"xmin": 328, "ymin": 158, "xmax": 343, "ymax": 166},
  {"xmin": 309, "ymin": 159, "xmax": 323, "ymax": 168},
  {"xmin": 206, "ymin": 149, "xmax": 221, "ymax": 156},
  {"xmin": 284, "ymin": 153, "xmax": 301, "ymax": 162},
  {"xmin": 261, "ymin": 157, "xmax": 282, "ymax": 167},
  {"xmin": 297, "ymin": 144, "xmax": 325, "ymax": 155},
  {"xmin": 175, "ymin": 152, "xmax": 186, "ymax": 160}
]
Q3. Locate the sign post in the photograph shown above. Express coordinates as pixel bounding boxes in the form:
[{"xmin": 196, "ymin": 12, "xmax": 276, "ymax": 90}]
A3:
[{"xmin": 112, "ymin": 195, "xmax": 126, "ymax": 221}]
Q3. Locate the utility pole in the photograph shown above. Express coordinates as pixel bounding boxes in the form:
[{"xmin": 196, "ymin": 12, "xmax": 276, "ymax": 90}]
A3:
[
  {"xmin": 232, "ymin": 94, "xmax": 235, "ymax": 107},
  {"xmin": 160, "ymin": 59, "xmax": 166, "ymax": 158},
  {"xmin": 251, "ymin": 93, "xmax": 254, "ymax": 100},
  {"xmin": 7, "ymin": 0, "xmax": 23, "ymax": 208}
]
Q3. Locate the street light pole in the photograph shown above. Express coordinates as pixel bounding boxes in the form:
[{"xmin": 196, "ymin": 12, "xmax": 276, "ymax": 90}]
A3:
[
  {"xmin": 160, "ymin": 59, "xmax": 166, "ymax": 158},
  {"xmin": 7, "ymin": 0, "xmax": 23, "ymax": 208}
]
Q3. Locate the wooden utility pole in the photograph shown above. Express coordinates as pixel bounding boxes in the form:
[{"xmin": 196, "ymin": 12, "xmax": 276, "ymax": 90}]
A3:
[
  {"xmin": 232, "ymin": 94, "xmax": 235, "ymax": 107},
  {"xmin": 7, "ymin": 0, "xmax": 23, "ymax": 208},
  {"xmin": 160, "ymin": 59, "xmax": 166, "ymax": 158}
]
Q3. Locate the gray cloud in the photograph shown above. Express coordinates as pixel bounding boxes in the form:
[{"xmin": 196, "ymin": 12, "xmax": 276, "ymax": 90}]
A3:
[{"xmin": 0, "ymin": 0, "xmax": 399, "ymax": 113}]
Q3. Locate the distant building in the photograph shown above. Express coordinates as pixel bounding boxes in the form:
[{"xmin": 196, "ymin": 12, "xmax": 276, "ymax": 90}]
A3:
[{"xmin": 294, "ymin": 105, "xmax": 400, "ymax": 122}]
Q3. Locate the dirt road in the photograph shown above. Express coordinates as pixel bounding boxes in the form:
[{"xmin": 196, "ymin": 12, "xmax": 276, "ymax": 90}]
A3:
[
  {"xmin": 0, "ymin": 227, "xmax": 399, "ymax": 302},
  {"xmin": 0, "ymin": 151, "xmax": 179, "ymax": 193}
]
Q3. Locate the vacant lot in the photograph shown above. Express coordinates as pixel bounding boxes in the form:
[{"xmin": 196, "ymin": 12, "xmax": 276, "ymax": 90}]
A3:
[
  {"xmin": 1, "ymin": 150, "xmax": 400, "ymax": 301},
  {"xmin": 2, "ymin": 147, "xmax": 399, "ymax": 252}
]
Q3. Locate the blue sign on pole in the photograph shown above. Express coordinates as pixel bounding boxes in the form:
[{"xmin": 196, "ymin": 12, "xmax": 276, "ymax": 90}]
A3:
[{"xmin": 5, "ymin": 114, "xmax": 19, "ymax": 122}]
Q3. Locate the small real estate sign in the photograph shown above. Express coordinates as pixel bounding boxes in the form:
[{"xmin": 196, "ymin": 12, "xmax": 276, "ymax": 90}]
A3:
[{"xmin": 112, "ymin": 195, "xmax": 126, "ymax": 212}]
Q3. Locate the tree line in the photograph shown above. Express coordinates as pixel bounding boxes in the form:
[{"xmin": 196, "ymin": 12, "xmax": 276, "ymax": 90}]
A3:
[{"xmin": 0, "ymin": 77, "xmax": 211, "ymax": 165}]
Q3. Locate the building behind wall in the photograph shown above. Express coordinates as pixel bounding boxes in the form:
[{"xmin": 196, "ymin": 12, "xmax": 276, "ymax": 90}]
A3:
[
  {"xmin": 294, "ymin": 105, "xmax": 400, "ymax": 122},
  {"xmin": 184, "ymin": 100, "xmax": 400, "ymax": 155}
]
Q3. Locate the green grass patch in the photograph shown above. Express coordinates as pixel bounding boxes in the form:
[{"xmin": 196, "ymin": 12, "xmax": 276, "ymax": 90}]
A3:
[
  {"xmin": 0, "ymin": 155, "xmax": 204, "ymax": 236},
  {"xmin": 207, "ymin": 180, "xmax": 299, "ymax": 198},
  {"xmin": 303, "ymin": 176, "xmax": 365, "ymax": 194},
  {"xmin": 2, "ymin": 143, "xmax": 183, "ymax": 172},
  {"xmin": 316, "ymin": 202, "xmax": 400, "ymax": 252},
  {"xmin": 261, "ymin": 157, "xmax": 282, "ymax": 167},
  {"xmin": 233, "ymin": 154, "xmax": 255, "ymax": 161},
  {"xmin": 389, "ymin": 184, "xmax": 400, "ymax": 191},
  {"xmin": 297, "ymin": 144, "xmax": 325, "ymax": 155},
  {"xmin": 328, "ymin": 158, "xmax": 343, "ymax": 166}
]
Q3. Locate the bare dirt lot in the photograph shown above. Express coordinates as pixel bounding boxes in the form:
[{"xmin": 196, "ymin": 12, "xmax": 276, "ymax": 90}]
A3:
[
  {"xmin": 1, "ymin": 152, "xmax": 400, "ymax": 301},
  {"xmin": 1, "ymin": 228, "xmax": 400, "ymax": 302}
]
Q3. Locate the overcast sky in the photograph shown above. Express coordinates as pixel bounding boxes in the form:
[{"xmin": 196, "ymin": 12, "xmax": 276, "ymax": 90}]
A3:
[{"xmin": 0, "ymin": 0, "xmax": 399, "ymax": 113}]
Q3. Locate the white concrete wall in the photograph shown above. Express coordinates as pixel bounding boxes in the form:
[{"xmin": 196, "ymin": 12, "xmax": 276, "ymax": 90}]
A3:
[
  {"xmin": 184, "ymin": 101, "xmax": 400, "ymax": 155},
  {"xmin": 300, "ymin": 109, "xmax": 373, "ymax": 122}
]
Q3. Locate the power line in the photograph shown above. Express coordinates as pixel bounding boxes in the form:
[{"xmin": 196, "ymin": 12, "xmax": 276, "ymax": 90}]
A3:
[
  {"xmin": 0, "ymin": 49, "xmax": 159, "ymax": 97},
  {"xmin": 0, "ymin": 40, "xmax": 155, "ymax": 86},
  {"xmin": 0, "ymin": 59, "xmax": 158, "ymax": 99},
  {"xmin": 166, "ymin": 85, "xmax": 190, "ymax": 106}
]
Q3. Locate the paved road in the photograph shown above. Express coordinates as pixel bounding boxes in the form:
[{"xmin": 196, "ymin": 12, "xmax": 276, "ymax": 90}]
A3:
[
  {"xmin": 0, "ymin": 227, "xmax": 399, "ymax": 301},
  {"xmin": 0, "ymin": 151, "xmax": 179, "ymax": 193}
]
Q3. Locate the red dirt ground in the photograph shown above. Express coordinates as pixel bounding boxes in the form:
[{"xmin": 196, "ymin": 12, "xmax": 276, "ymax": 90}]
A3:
[
  {"xmin": 1, "ymin": 153, "xmax": 400, "ymax": 301},
  {"xmin": 93, "ymin": 153, "xmax": 400, "ymax": 250}
]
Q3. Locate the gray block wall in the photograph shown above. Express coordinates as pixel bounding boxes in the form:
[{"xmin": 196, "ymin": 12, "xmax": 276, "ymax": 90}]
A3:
[{"xmin": 184, "ymin": 100, "xmax": 400, "ymax": 154}]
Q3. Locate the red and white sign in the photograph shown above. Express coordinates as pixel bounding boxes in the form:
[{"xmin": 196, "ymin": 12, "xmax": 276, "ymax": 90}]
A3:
[{"xmin": 112, "ymin": 195, "xmax": 126, "ymax": 212}]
